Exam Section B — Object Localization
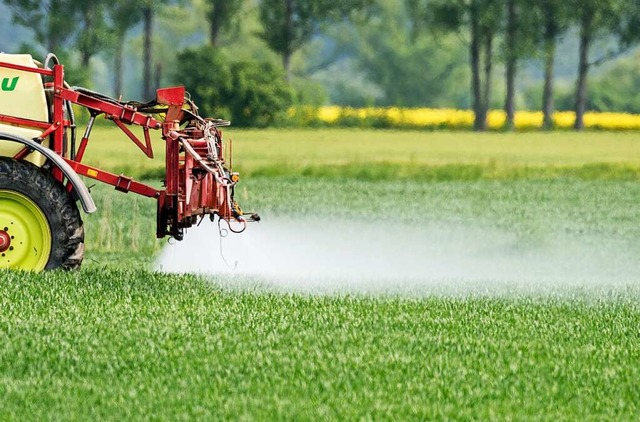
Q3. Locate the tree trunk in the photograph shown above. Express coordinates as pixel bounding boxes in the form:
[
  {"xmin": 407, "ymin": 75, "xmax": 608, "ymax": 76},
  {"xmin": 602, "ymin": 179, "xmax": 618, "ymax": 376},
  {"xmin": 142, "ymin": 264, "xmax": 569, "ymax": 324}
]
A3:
[
  {"xmin": 283, "ymin": 0, "xmax": 293, "ymax": 82},
  {"xmin": 480, "ymin": 34, "xmax": 493, "ymax": 132},
  {"xmin": 470, "ymin": 6, "xmax": 484, "ymax": 131},
  {"xmin": 143, "ymin": 7, "xmax": 153, "ymax": 100},
  {"xmin": 574, "ymin": 22, "xmax": 590, "ymax": 131},
  {"xmin": 80, "ymin": 51, "xmax": 91, "ymax": 69},
  {"xmin": 155, "ymin": 61, "xmax": 162, "ymax": 93},
  {"xmin": 80, "ymin": 6, "xmax": 93, "ymax": 68},
  {"xmin": 504, "ymin": 0, "xmax": 516, "ymax": 131},
  {"xmin": 542, "ymin": 36, "xmax": 556, "ymax": 129},
  {"xmin": 210, "ymin": 22, "xmax": 221, "ymax": 47},
  {"xmin": 114, "ymin": 33, "xmax": 124, "ymax": 97},
  {"xmin": 283, "ymin": 51, "xmax": 292, "ymax": 82},
  {"xmin": 47, "ymin": 38, "xmax": 57, "ymax": 55},
  {"xmin": 541, "ymin": 1, "xmax": 556, "ymax": 129},
  {"xmin": 47, "ymin": 0, "xmax": 61, "ymax": 53},
  {"xmin": 208, "ymin": 0, "xmax": 222, "ymax": 46}
]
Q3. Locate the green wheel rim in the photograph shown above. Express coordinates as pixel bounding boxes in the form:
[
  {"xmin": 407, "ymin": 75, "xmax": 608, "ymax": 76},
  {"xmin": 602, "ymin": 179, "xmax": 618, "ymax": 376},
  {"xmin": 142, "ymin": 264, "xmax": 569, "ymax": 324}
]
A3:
[{"xmin": 0, "ymin": 190, "xmax": 51, "ymax": 271}]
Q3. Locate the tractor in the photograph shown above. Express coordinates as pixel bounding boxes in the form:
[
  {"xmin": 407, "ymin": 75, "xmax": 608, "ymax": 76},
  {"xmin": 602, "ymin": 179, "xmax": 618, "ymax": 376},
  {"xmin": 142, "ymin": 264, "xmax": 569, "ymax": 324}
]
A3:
[{"xmin": 0, "ymin": 53, "xmax": 258, "ymax": 271}]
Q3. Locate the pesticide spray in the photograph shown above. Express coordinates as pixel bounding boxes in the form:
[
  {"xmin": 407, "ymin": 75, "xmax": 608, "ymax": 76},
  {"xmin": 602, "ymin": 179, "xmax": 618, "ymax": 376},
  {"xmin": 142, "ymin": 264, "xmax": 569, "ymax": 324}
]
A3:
[{"xmin": 156, "ymin": 215, "xmax": 640, "ymax": 296}]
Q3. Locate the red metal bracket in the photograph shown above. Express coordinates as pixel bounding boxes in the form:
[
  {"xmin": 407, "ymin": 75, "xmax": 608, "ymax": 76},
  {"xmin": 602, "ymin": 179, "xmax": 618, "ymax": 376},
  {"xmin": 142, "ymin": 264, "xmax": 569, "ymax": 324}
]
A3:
[
  {"xmin": 115, "ymin": 175, "xmax": 133, "ymax": 193},
  {"xmin": 63, "ymin": 159, "xmax": 161, "ymax": 199},
  {"xmin": 157, "ymin": 86, "xmax": 185, "ymax": 106},
  {"xmin": 112, "ymin": 117, "xmax": 154, "ymax": 159}
]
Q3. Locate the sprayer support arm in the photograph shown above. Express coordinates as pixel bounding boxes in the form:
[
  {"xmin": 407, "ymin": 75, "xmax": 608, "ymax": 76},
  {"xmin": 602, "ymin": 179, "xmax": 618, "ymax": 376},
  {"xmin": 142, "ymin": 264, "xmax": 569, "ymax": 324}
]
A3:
[
  {"xmin": 59, "ymin": 88, "xmax": 162, "ymax": 129},
  {"xmin": 64, "ymin": 159, "xmax": 161, "ymax": 199}
]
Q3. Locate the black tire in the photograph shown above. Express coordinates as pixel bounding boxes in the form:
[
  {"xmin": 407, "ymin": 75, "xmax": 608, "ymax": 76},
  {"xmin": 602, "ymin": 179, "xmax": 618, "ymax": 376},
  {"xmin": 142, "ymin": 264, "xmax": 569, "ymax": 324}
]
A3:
[{"xmin": 0, "ymin": 157, "xmax": 84, "ymax": 270}]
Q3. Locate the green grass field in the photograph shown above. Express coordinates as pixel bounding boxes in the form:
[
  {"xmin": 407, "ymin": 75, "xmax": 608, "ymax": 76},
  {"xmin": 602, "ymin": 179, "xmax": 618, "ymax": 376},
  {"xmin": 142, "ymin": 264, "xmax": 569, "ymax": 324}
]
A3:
[
  {"xmin": 1, "ymin": 269, "xmax": 639, "ymax": 420},
  {"xmin": 85, "ymin": 127, "xmax": 640, "ymax": 180},
  {"xmin": 2, "ymin": 127, "xmax": 640, "ymax": 419}
]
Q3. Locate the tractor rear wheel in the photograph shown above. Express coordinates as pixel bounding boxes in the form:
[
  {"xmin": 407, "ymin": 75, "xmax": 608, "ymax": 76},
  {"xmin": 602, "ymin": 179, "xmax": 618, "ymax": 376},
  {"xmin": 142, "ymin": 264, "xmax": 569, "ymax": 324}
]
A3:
[{"xmin": 0, "ymin": 158, "xmax": 84, "ymax": 271}]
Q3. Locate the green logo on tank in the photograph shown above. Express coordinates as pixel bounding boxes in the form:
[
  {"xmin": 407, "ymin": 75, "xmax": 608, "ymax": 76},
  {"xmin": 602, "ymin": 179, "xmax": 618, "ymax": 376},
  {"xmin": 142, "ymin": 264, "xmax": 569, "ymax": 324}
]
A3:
[{"xmin": 1, "ymin": 77, "xmax": 19, "ymax": 91}]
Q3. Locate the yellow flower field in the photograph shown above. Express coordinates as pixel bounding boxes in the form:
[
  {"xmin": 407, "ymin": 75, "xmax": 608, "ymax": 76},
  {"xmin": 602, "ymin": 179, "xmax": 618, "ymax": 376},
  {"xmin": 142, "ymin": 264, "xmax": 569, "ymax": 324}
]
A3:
[{"xmin": 304, "ymin": 106, "xmax": 640, "ymax": 131}]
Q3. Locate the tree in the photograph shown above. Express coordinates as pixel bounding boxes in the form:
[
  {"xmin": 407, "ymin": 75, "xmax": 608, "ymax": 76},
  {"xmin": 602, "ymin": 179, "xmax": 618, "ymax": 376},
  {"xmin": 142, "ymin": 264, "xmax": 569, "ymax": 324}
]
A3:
[
  {"xmin": 5, "ymin": 0, "xmax": 111, "ymax": 87},
  {"xmin": 503, "ymin": 0, "xmax": 516, "ymax": 130},
  {"xmin": 502, "ymin": 0, "xmax": 540, "ymax": 130},
  {"xmin": 142, "ymin": 3, "xmax": 154, "ymax": 100},
  {"xmin": 428, "ymin": 0, "xmax": 502, "ymax": 131},
  {"xmin": 569, "ymin": 0, "xmax": 627, "ymax": 130},
  {"xmin": 74, "ymin": 0, "xmax": 111, "ymax": 69},
  {"xmin": 618, "ymin": 1, "xmax": 640, "ymax": 47},
  {"xmin": 502, "ymin": 0, "xmax": 545, "ymax": 130},
  {"xmin": 204, "ymin": 0, "xmax": 243, "ymax": 47},
  {"xmin": 258, "ymin": 0, "xmax": 371, "ymax": 82},
  {"xmin": 138, "ymin": 0, "xmax": 172, "ymax": 100},
  {"xmin": 106, "ymin": 0, "xmax": 143, "ymax": 96},
  {"xmin": 345, "ymin": 0, "xmax": 468, "ymax": 107},
  {"xmin": 587, "ymin": 52, "xmax": 640, "ymax": 113},
  {"xmin": 131, "ymin": 0, "xmax": 182, "ymax": 99},
  {"xmin": 4, "ymin": 0, "xmax": 77, "ymax": 53},
  {"xmin": 529, "ymin": 0, "xmax": 571, "ymax": 129}
]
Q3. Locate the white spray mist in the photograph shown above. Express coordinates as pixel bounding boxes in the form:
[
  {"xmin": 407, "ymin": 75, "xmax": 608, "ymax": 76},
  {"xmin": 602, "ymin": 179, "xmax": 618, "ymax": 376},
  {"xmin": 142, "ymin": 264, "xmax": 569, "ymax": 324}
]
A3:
[{"xmin": 156, "ymin": 215, "xmax": 640, "ymax": 296}]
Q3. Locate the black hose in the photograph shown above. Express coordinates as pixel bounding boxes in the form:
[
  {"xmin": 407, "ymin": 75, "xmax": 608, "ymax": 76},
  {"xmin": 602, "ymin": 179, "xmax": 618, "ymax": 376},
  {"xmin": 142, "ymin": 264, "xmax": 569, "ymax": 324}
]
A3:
[
  {"xmin": 66, "ymin": 99, "xmax": 77, "ymax": 160},
  {"xmin": 43, "ymin": 53, "xmax": 60, "ymax": 69}
]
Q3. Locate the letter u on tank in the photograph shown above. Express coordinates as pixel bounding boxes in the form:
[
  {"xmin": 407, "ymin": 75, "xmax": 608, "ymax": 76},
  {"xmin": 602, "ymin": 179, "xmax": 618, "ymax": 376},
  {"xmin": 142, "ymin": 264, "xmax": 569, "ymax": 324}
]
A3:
[{"xmin": 1, "ymin": 77, "xmax": 19, "ymax": 91}]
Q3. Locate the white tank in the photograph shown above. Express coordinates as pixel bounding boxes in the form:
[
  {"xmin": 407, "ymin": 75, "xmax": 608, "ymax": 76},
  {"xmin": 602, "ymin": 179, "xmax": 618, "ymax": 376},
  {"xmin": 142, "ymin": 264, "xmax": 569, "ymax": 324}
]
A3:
[{"xmin": 0, "ymin": 54, "xmax": 51, "ymax": 166}]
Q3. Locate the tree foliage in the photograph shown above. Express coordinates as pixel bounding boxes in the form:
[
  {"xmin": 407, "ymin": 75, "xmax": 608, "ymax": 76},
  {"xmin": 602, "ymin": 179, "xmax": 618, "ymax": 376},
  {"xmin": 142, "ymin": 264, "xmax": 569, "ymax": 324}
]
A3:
[
  {"xmin": 74, "ymin": 0, "xmax": 111, "ymax": 68},
  {"xmin": 4, "ymin": 0, "xmax": 640, "ymax": 127},
  {"xmin": 258, "ymin": 0, "xmax": 371, "ymax": 81},
  {"xmin": 174, "ymin": 46, "xmax": 293, "ymax": 127},
  {"xmin": 106, "ymin": 0, "xmax": 143, "ymax": 96},
  {"xmin": 568, "ymin": 0, "xmax": 629, "ymax": 129},
  {"xmin": 4, "ymin": 0, "xmax": 77, "ymax": 52},
  {"xmin": 585, "ymin": 53, "xmax": 640, "ymax": 113},
  {"xmin": 134, "ymin": 0, "xmax": 173, "ymax": 99},
  {"xmin": 204, "ymin": 0, "xmax": 243, "ymax": 46},
  {"xmin": 5, "ymin": 0, "xmax": 112, "ymax": 86},
  {"xmin": 345, "ymin": 1, "xmax": 468, "ymax": 107}
]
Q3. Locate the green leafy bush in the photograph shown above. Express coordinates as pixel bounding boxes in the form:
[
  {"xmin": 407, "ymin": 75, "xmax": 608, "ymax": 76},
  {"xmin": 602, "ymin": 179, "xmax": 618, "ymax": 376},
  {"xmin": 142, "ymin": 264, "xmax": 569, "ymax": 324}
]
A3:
[
  {"xmin": 227, "ymin": 60, "xmax": 294, "ymax": 127},
  {"xmin": 587, "ymin": 53, "xmax": 640, "ymax": 114},
  {"xmin": 174, "ymin": 46, "xmax": 293, "ymax": 127},
  {"xmin": 172, "ymin": 46, "xmax": 233, "ymax": 120}
]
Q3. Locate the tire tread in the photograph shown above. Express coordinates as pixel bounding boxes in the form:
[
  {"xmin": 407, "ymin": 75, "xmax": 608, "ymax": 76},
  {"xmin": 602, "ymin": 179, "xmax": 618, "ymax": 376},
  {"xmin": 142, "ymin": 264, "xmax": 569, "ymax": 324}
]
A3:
[{"xmin": 0, "ymin": 157, "xmax": 84, "ymax": 270}]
